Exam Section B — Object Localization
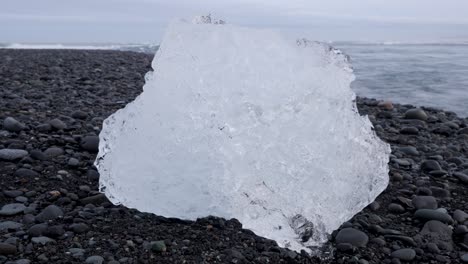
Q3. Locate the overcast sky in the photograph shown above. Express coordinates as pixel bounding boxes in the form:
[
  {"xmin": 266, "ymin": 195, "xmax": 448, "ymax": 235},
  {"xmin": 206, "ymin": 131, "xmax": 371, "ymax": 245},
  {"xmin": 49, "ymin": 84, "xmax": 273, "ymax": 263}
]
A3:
[{"xmin": 1, "ymin": 0, "xmax": 468, "ymax": 43}]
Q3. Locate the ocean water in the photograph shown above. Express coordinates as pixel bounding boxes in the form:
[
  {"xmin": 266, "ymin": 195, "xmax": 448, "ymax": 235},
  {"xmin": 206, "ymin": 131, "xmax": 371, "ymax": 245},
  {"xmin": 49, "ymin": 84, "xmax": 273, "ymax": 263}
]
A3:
[
  {"xmin": 335, "ymin": 43, "xmax": 468, "ymax": 117},
  {"xmin": 1, "ymin": 42, "xmax": 467, "ymax": 117}
]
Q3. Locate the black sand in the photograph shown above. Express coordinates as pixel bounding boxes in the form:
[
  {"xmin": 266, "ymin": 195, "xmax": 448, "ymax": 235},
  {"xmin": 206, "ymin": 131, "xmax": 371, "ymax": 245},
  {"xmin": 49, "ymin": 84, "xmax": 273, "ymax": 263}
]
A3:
[{"xmin": 1, "ymin": 49, "xmax": 468, "ymax": 264}]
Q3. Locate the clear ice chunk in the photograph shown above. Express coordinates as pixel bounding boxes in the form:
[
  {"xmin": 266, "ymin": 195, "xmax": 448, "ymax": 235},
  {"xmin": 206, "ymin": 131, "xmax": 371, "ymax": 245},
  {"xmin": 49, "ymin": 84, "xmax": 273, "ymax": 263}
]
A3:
[{"xmin": 96, "ymin": 17, "xmax": 390, "ymax": 253}]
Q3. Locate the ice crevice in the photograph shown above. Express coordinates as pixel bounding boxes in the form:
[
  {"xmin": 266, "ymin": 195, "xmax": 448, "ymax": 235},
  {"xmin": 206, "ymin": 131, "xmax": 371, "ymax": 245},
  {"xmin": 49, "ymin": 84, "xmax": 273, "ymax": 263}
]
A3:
[{"xmin": 96, "ymin": 16, "xmax": 390, "ymax": 253}]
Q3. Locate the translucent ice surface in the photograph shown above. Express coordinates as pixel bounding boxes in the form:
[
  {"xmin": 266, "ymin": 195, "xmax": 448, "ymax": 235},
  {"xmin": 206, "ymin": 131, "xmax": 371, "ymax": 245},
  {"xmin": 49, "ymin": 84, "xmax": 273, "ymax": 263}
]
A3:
[{"xmin": 96, "ymin": 17, "xmax": 390, "ymax": 253}]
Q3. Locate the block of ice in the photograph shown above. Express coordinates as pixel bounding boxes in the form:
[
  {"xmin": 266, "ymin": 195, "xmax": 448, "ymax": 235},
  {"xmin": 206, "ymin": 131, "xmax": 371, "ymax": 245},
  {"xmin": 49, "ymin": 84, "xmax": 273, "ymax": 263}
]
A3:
[{"xmin": 96, "ymin": 16, "xmax": 390, "ymax": 253}]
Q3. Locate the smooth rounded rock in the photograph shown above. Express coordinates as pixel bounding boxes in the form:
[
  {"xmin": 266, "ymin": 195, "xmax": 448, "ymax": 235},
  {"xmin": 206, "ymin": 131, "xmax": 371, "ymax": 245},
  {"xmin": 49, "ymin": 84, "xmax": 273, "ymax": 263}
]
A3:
[
  {"xmin": 45, "ymin": 225, "xmax": 65, "ymax": 237},
  {"xmin": 335, "ymin": 228, "xmax": 369, "ymax": 247},
  {"xmin": 414, "ymin": 209, "xmax": 453, "ymax": 224},
  {"xmin": 49, "ymin": 118, "xmax": 67, "ymax": 130},
  {"xmin": 400, "ymin": 127, "xmax": 419, "ymax": 135},
  {"xmin": 447, "ymin": 157, "xmax": 463, "ymax": 165},
  {"xmin": 85, "ymin": 256, "xmax": 104, "ymax": 264},
  {"xmin": 430, "ymin": 187, "xmax": 450, "ymax": 198},
  {"xmin": 454, "ymin": 225, "xmax": 468, "ymax": 235},
  {"xmin": 459, "ymin": 127, "xmax": 468, "ymax": 135},
  {"xmin": 429, "ymin": 170, "xmax": 447, "ymax": 177},
  {"xmin": 68, "ymin": 248, "xmax": 85, "ymax": 258},
  {"xmin": 394, "ymin": 159, "xmax": 411, "ymax": 167},
  {"xmin": 70, "ymin": 223, "xmax": 89, "ymax": 234},
  {"xmin": 22, "ymin": 214, "xmax": 36, "ymax": 225},
  {"xmin": 404, "ymin": 108, "xmax": 428, "ymax": 121},
  {"xmin": 150, "ymin": 241, "xmax": 167, "ymax": 252},
  {"xmin": 369, "ymin": 201, "xmax": 380, "ymax": 211},
  {"xmin": 14, "ymin": 168, "xmax": 40, "ymax": 178},
  {"xmin": 454, "ymin": 172, "xmax": 468, "ymax": 184},
  {"xmin": 370, "ymin": 237, "xmax": 386, "ymax": 246},
  {"xmin": 421, "ymin": 160, "xmax": 441, "ymax": 172},
  {"xmin": 336, "ymin": 242, "xmax": 353, "ymax": 252},
  {"xmin": 384, "ymin": 235, "xmax": 416, "ymax": 246},
  {"xmin": 426, "ymin": 243, "xmax": 440, "ymax": 253},
  {"xmin": 399, "ymin": 146, "xmax": 419, "ymax": 156},
  {"xmin": 44, "ymin": 147, "xmax": 64, "ymax": 157},
  {"xmin": 14, "ymin": 259, "xmax": 31, "ymax": 264},
  {"xmin": 81, "ymin": 136, "xmax": 99, "ymax": 152},
  {"xmin": 391, "ymin": 248, "xmax": 416, "ymax": 261},
  {"xmin": 71, "ymin": 110, "xmax": 88, "ymax": 120},
  {"xmin": 0, "ymin": 149, "xmax": 28, "ymax": 161},
  {"xmin": 68, "ymin": 158, "xmax": 80, "ymax": 167},
  {"xmin": 31, "ymin": 236, "xmax": 55, "ymax": 245},
  {"xmin": 87, "ymin": 169, "xmax": 100, "ymax": 181},
  {"xmin": 36, "ymin": 123, "xmax": 51, "ymax": 132},
  {"xmin": 378, "ymin": 101, "xmax": 393, "ymax": 110},
  {"xmin": 15, "ymin": 196, "xmax": 28, "ymax": 203},
  {"xmin": 80, "ymin": 193, "xmax": 109, "ymax": 205},
  {"xmin": 453, "ymin": 209, "xmax": 468, "ymax": 223},
  {"xmin": 3, "ymin": 117, "xmax": 25, "ymax": 132},
  {"xmin": 0, "ymin": 203, "xmax": 26, "ymax": 216},
  {"xmin": 0, "ymin": 221, "xmax": 23, "ymax": 231},
  {"xmin": 412, "ymin": 196, "xmax": 437, "ymax": 210},
  {"xmin": 421, "ymin": 220, "xmax": 452, "ymax": 237},
  {"xmin": 35, "ymin": 205, "xmax": 64, "ymax": 222},
  {"xmin": 28, "ymin": 224, "xmax": 47, "ymax": 237},
  {"xmin": 3, "ymin": 190, "xmax": 23, "ymax": 198},
  {"xmin": 0, "ymin": 242, "xmax": 17, "ymax": 255},
  {"xmin": 29, "ymin": 149, "xmax": 47, "ymax": 160},
  {"xmin": 461, "ymin": 253, "xmax": 468, "ymax": 263},
  {"xmin": 388, "ymin": 203, "xmax": 405, "ymax": 214}
]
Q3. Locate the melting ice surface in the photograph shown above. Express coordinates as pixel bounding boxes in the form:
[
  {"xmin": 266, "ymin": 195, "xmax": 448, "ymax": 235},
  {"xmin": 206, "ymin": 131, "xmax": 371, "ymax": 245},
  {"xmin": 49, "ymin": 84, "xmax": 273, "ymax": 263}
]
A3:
[{"xmin": 96, "ymin": 17, "xmax": 390, "ymax": 253}]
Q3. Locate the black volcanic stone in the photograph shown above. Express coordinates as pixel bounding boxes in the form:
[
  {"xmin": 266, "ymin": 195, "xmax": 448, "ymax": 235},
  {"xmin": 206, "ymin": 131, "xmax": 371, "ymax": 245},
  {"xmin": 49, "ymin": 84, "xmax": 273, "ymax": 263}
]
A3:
[
  {"xmin": 399, "ymin": 146, "xmax": 419, "ymax": 156},
  {"xmin": 49, "ymin": 118, "xmax": 67, "ymax": 130},
  {"xmin": 71, "ymin": 110, "xmax": 88, "ymax": 120},
  {"xmin": 30, "ymin": 149, "xmax": 47, "ymax": 160},
  {"xmin": 45, "ymin": 225, "xmax": 65, "ymax": 237},
  {"xmin": 44, "ymin": 147, "xmax": 64, "ymax": 157},
  {"xmin": 412, "ymin": 196, "xmax": 438, "ymax": 209},
  {"xmin": 400, "ymin": 126, "xmax": 419, "ymax": 135},
  {"xmin": 414, "ymin": 209, "xmax": 454, "ymax": 224},
  {"xmin": 421, "ymin": 160, "xmax": 442, "ymax": 172},
  {"xmin": 87, "ymin": 169, "xmax": 100, "ymax": 181},
  {"xmin": 459, "ymin": 127, "xmax": 468, "ymax": 134},
  {"xmin": 70, "ymin": 223, "xmax": 89, "ymax": 234},
  {"xmin": 3, "ymin": 190, "xmax": 23, "ymax": 198},
  {"xmin": 36, "ymin": 123, "xmax": 52, "ymax": 132},
  {"xmin": 81, "ymin": 136, "xmax": 99, "ymax": 152},
  {"xmin": 0, "ymin": 203, "xmax": 26, "ymax": 216},
  {"xmin": 391, "ymin": 248, "xmax": 416, "ymax": 261},
  {"xmin": 3, "ymin": 117, "xmax": 25, "ymax": 132},
  {"xmin": 454, "ymin": 172, "xmax": 468, "ymax": 184},
  {"xmin": 404, "ymin": 108, "xmax": 428, "ymax": 121},
  {"xmin": 80, "ymin": 193, "xmax": 109, "ymax": 205},
  {"xmin": 36, "ymin": 205, "xmax": 64, "ymax": 222},
  {"xmin": 0, "ymin": 149, "xmax": 28, "ymax": 161},
  {"xmin": 335, "ymin": 228, "xmax": 369, "ymax": 247},
  {"xmin": 453, "ymin": 209, "xmax": 468, "ymax": 223},
  {"xmin": 388, "ymin": 203, "xmax": 405, "ymax": 214},
  {"xmin": 0, "ymin": 243, "xmax": 17, "ymax": 255},
  {"xmin": 28, "ymin": 224, "xmax": 47, "ymax": 237},
  {"xmin": 14, "ymin": 168, "xmax": 40, "ymax": 177}
]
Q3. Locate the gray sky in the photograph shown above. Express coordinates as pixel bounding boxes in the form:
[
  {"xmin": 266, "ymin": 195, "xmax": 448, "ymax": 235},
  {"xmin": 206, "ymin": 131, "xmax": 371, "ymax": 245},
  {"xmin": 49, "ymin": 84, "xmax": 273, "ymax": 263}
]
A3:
[{"xmin": 1, "ymin": 0, "xmax": 468, "ymax": 43}]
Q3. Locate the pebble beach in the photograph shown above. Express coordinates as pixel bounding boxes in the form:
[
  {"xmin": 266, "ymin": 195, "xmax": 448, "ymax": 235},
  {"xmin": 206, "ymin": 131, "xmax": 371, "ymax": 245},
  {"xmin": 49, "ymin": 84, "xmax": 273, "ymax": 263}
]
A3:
[{"xmin": 1, "ymin": 49, "xmax": 468, "ymax": 263}]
